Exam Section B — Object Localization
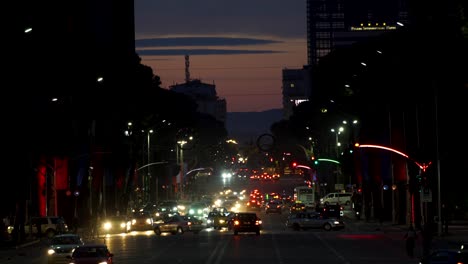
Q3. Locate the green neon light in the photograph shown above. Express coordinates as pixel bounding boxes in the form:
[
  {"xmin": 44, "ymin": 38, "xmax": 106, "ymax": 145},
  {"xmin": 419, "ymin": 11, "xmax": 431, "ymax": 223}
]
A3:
[{"xmin": 317, "ymin": 158, "xmax": 341, "ymax": 164}]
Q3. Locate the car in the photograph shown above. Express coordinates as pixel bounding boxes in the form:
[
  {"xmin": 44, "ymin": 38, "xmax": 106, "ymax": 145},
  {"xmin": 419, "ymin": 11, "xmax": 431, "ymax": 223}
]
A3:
[
  {"xmin": 322, "ymin": 204, "xmax": 344, "ymax": 219},
  {"xmin": 230, "ymin": 212, "xmax": 262, "ymax": 235},
  {"xmin": 24, "ymin": 216, "xmax": 68, "ymax": 238},
  {"xmin": 153, "ymin": 214, "xmax": 191, "ymax": 235},
  {"xmin": 129, "ymin": 212, "xmax": 154, "ymax": 231},
  {"xmin": 187, "ymin": 202, "xmax": 210, "ymax": 218},
  {"xmin": 182, "ymin": 215, "xmax": 205, "ymax": 234},
  {"xmin": 265, "ymin": 201, "xmax": 282, "ymax": 214},
  {"xmin": 206, "ymin": 211, "xmax": 231, "ymax": 230},
  {"xmin": 290, "ymin": 203, "xmax": 306, "ymax": 213},
  {"xmin": 245, "ymin": 199, "xmax": 262, "ymax": 211},
  {"xmin": 285, "ymin": 212, "xmax": 345, "ymax": 231},
  {"xmin": 320, "ymin": 192, "xmax": 352, "ymax": 206},
  {"xmin": 47, "ymin": 233, "xmax": 84, "ymax": 264},
  {"xmin": 66, "ymin": 243, "xmax": 114, "ymax": 264},
  {"xmin": 419, "ymin": 249, "xmax": 468, "ymax": 264},
  {"xmin": 100, "ymin": 215, "xmax": 131, "ymax": 235}
]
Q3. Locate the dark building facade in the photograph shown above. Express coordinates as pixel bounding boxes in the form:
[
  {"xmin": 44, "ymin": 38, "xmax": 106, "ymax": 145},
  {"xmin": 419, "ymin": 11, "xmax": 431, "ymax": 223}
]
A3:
[
  {"xmin": 3, "ymin": 0, "xmax": 138, "ymax": 242},
  {"xmin": 306, "ymin": 0, "xmax": 409, "ymax": 66}
]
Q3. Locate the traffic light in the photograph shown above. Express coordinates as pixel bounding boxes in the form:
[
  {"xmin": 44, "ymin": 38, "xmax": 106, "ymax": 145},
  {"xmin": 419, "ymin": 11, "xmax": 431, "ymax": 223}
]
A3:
[
  {"xmin": 314, "ymin": 160, "xmax": 319, "ymax": 165},
  {"xmin": 292, "ymin": 162, "xmax": 297, "ymax": 168}
]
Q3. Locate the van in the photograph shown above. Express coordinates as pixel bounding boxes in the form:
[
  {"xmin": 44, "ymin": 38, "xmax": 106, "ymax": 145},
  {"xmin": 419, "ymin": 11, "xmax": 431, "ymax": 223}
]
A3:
[{"xmin": 320, "ymin": 192, "xmax": 352, "ymax": 205}]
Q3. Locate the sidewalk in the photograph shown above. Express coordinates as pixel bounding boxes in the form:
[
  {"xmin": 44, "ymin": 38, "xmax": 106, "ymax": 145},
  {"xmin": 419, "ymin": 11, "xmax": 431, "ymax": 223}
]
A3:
[
  {"xmin": 343, "ymin": 217, "xmax": 468, "ymax": 250},
  {"xmin": 0, "ymin": 238, "xmax": 42, "ymax": 262}
]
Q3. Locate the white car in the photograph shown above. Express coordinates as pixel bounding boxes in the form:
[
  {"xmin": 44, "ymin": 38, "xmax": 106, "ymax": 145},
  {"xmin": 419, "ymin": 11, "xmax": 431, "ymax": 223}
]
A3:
[{"xmin": 47, "ymin": 233, "xmax": 84, "ymax": 264}]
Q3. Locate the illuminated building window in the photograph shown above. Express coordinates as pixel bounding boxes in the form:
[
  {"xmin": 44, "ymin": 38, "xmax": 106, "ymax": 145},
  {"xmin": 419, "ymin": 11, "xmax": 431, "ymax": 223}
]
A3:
[{"xmin": 290, "ymin": 83, "xmax": 295, "ymax": 88}]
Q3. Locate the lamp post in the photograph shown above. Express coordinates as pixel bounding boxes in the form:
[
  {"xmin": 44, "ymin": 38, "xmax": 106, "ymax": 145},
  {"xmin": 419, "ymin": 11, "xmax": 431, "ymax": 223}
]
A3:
[
  {"xmin": 146, "ymin": 129, "xmax": 153, "ymax": 203},
  {"xmin": 177, "ymin": 140, "xmax": 187, "ymax": 200},
  {"xmin": 330, "ymin": 127, "xmax": 344, "ymax": 157}
]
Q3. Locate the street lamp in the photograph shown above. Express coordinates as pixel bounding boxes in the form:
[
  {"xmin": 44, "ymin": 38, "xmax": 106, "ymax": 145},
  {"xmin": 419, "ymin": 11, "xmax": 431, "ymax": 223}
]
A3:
[
  {"xmin": 146, "ymin": 129, "xmax": 153, "ymax": 203},
  {"xmin": 330, "ymin": 127, "xmax": 344, "ymax": 157},
  {"xmin": 177, "ymin": 140, "xmax": 187, "ymax": 200}
]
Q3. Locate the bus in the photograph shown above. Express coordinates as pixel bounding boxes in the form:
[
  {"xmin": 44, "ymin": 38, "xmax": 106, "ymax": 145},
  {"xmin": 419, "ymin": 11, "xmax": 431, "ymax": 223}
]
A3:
[{"xmin": 293, "ymin": 185, "xmax": 317, "ymax": 208}]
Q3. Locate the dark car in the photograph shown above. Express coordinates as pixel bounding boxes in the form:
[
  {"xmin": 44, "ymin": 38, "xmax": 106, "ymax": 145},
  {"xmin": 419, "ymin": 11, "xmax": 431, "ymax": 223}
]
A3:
[
  {"xmin": 100, "ymin": 215, "xmax": 131, "ymax": 234},
  {"xmin": 182, "ymin": 215, "xmax": 205, "ymax": 234},
  {"xmin": 322, "ymin": 204, "xmax": 344, "ymax": 219},
  {"xmin": 47, "ymin": 233, "xmax": 84, "ymax": 264},
  {"xmin": 66, "ymin": 243, "xmax": 114, "ymax": 264},
  {"xmin": 290, "ymin": 203, "xmax": 306, "ymax": 213},
  {"xmin": 419, "ymin": 249, "xmax": 468, "ymax": 264},
  {"xmin": 265, "ymin": 201, "xmax": 282, "ymax": 214},
  {"xmin": 129, "ymin": 212, "xmax": 154, "ymax": 231},
  {"xmin": 230, "ymin": 212, "xmax": 262, "ymax": 235}
]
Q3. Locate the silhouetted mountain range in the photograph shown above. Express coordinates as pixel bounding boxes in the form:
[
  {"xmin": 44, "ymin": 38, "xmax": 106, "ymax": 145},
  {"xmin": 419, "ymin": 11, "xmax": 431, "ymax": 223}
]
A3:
[{"xmin": 226, "ymin": 109, "xmax": 283, "ymax": 145}]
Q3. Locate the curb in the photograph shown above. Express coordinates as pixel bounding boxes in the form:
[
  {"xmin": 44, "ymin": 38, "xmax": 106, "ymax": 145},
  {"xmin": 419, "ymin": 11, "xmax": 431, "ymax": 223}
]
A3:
[{"xmin": 15, "ymin": 239, "xmax": 40, "ymax": 249}]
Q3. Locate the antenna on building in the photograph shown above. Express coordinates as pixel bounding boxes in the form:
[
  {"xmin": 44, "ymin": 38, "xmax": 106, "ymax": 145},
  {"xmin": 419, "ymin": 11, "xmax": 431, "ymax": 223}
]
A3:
[{"xmin": 185, "ymin": 54, "xmax": 190, "ymax": 83}]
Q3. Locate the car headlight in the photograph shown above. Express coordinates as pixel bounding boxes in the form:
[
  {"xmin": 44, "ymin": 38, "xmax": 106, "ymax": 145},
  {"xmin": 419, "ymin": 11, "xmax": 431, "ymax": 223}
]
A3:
[
  {"xmin": 333, "ymin": 221, "xmax": 340, "ymax": 224},
  {"xmin": 98, "ymin": 262, "xmax": 108, "ymax": 264},
  {"xmin": 103, "ymin": 222, "xmax": 112, "ymax": 230},
  {"xmin": 146, "ymin": 218, "xmax": 152, "ymax": 224},
  {"xmin": 189, "ymin": 209, "xmax": 195, "ymax": 214},
  {"xmin": 48, "ymin": 249, "xmax": 55, "ymax": 255},
  {"xmin": 120, "ymin": 222, "xmax": 126, "ymax": 228}
]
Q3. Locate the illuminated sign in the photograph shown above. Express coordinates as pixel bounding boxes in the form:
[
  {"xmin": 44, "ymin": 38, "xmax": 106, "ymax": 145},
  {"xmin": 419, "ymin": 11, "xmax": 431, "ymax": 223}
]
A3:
[{"xmin": 351, "ymin": 23, "xmax": 397, "ymax": 31}]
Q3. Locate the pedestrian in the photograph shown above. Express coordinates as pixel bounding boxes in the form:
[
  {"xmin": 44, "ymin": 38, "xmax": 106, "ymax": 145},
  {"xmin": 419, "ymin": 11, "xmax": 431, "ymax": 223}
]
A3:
[
  {"xmin": 71, "ymin": 216, "xmax": 79, "ymax": 234},
  {"xmin": 441, "ymin": 204, "xmax": 449, "ymax": 234},
  {"xmin": 404, "ymin": 224, "xmax": 418, "ymax": 258}
]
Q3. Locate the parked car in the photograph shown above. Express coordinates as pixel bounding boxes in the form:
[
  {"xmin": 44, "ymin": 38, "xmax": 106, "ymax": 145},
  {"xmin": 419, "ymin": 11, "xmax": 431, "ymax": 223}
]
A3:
[
  {"xmin": 419, "ymin": 249, "xmax": 468, "ymax": 264},
  {"xmin": 47, "ymin": 233, "xmax": 84, "ymax": 264},
  {"xmin": 66, "ymin": 243, "xmax": 114, "ymax": 264},
  {"xmin": 285, "ymin": 212, "xmax": 345, "ymax": 231},
  {"xmin": 230, "ymin": 212, "xmax": 262, "ymax": 235},
  {"xmin": 23, "ymin": 216, "xmax": 68, "ymax": 238}
]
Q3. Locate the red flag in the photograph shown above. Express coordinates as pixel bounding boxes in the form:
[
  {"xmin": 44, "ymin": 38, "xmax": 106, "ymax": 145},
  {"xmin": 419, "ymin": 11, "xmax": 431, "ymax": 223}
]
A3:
[{"xmin": 54, "ymin": 157, "xmax": 69, "ymax": 190}]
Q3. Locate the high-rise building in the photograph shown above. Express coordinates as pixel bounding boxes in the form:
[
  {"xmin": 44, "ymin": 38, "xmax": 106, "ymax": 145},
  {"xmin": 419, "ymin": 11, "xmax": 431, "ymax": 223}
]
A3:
[
  {"xmin": 306, "ymin": 0, "xmax": 409, "ymax": 66},
  {"xmin": 282, "ymin": 66, "xmax": 312, "ymax": 119}
]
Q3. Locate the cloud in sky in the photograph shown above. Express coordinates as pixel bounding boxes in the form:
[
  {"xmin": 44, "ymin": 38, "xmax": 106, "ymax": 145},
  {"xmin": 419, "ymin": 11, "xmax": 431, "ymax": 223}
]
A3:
[
  {"xmin": 135, "ymin": 37, "xmax": 283, "ymax": 47},
  {"xmin": 137, "ymin": 49, "xmax": 284, "ymax": 56},
  {"xmin": 135, "ymin": 0, "xmax": 307, "ymax": 39},
  {"xmin": 136, "ymin": 37, "xmax": 285, "ymax": 56}
]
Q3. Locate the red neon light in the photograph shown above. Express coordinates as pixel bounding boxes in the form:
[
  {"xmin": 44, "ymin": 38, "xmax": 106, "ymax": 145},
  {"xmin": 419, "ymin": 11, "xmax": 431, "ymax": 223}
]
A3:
[
  {"xmin": 358, "ymin": 144, "xmax": 429, "ymax": 171},
  {"xmin": 358, "ymin": 144, "xmax": 409, "ymax": 158},
  {"xmin": 296, "ymin": 165, "xmax": 311, "ymax": 170}
]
